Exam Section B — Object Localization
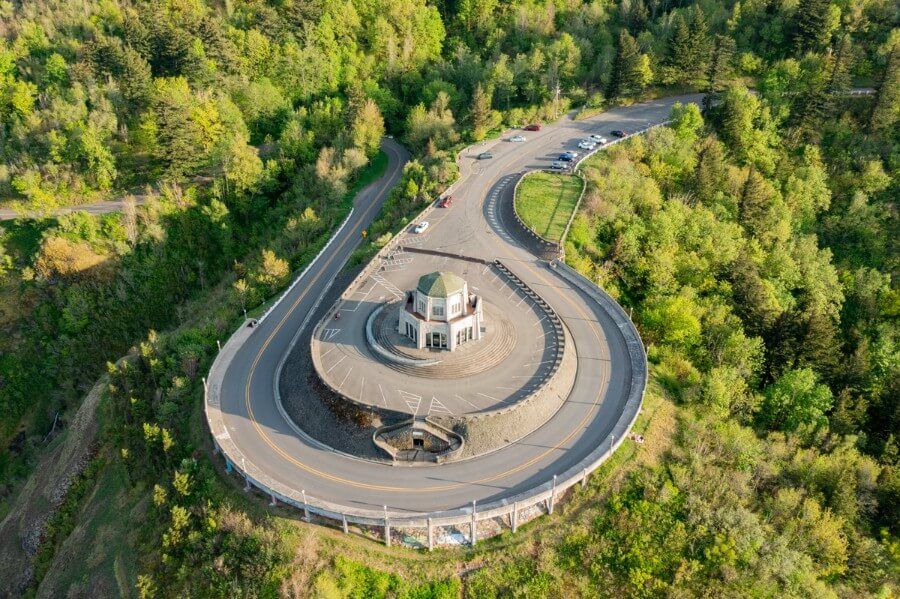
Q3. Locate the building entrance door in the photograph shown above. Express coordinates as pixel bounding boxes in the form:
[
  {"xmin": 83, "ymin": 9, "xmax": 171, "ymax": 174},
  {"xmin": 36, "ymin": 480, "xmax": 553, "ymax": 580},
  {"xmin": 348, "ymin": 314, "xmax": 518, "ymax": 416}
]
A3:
[{"xmin": 427, "ymin": 332, "xmax": 447, "ymax": 348}]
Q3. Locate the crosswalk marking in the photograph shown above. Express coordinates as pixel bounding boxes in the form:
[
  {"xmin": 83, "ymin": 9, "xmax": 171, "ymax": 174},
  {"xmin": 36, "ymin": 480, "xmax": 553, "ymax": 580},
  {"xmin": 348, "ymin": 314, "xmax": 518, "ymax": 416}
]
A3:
[{"xmin": 427, "ymin": 397, "xmax": 453, "ymax": 415}]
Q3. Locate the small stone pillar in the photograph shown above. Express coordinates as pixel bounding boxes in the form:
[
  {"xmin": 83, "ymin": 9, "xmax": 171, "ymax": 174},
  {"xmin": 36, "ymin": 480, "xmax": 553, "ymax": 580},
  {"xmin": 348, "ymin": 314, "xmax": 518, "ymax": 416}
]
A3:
[{"xmin": 470, "ymin": 500, "xmax": 477, "ymax": 546}]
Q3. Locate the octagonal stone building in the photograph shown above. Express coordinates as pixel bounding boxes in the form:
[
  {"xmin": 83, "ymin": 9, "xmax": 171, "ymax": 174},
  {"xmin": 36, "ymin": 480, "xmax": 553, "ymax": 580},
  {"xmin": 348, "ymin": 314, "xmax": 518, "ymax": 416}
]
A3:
[{"xmin": 399, "ymin": 271, "xmax": 484, "ymax": 351}]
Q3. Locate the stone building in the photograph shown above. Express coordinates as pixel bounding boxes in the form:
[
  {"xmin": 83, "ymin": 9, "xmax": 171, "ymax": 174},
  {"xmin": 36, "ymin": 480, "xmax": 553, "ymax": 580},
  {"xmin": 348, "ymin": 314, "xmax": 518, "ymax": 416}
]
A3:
[{"xmin": 399, "ymin": 271, "xmax": 484, "ymax": 351}]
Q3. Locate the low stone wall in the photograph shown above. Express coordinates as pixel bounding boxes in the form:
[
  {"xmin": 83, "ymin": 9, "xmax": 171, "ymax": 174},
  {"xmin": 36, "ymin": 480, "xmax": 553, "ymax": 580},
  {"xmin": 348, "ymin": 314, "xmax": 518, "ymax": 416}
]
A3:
[
  {"xmin": 308, "ymin": 256, "xmax": 573, "ymax": 462},
  {"xmin": 431, "ymin": 321, "xmax": 576, "ymax": 459},
  {"xmin": 364, "ymin": 303, "xmax": 441, "ymax": 367},
  {"xmin": 501, "ymin": 173, "xmax": 560, "ymax": 261}
]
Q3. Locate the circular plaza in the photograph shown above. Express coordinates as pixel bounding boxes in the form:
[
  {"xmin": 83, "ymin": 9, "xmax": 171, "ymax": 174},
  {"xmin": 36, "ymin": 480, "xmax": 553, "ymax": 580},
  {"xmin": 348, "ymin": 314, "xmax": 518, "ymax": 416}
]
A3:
[{"xmin": 295, "ymin": 249, "xmax": 578, "ymax": 462}]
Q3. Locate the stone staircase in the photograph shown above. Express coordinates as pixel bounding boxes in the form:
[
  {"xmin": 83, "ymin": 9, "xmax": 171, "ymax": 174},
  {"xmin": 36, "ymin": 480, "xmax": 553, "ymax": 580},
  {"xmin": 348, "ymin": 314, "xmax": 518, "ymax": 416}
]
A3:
[
  {"xmin": 373, "ymin": 418, "xmax": 464, "ymax": 463},
  {"xmin": 372, "ymin": 305, "xmax": 520, "ymax": 379}
]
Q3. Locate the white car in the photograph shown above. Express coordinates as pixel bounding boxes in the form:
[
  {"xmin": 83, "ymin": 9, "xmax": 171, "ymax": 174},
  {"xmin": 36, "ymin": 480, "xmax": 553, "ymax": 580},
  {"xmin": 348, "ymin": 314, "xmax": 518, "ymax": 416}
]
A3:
[
  {"xmin": 550, "ymin": 161, "xmax": 569, "ymax": 170},
  {"xmin": 509, "ymin": 134, "xmax": 526, "ymax": 142},
  {"xmin": 413, "ymin": 221, "xmax": 429, "ymax": 234},
  {"xmin": 589, "ymin": 134, "xmax": 607, "ymax": 144},
  {"xmin": 578, "ymin": 140, "xmax": 596, "ymax": 150}
]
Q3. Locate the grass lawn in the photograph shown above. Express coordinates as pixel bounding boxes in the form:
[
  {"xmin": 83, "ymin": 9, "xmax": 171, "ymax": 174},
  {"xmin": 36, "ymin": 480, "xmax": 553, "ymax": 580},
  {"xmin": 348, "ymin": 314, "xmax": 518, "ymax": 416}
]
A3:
[{"xmin": 514, "ymin": 171, "xmax": 583, "ymax": 242}]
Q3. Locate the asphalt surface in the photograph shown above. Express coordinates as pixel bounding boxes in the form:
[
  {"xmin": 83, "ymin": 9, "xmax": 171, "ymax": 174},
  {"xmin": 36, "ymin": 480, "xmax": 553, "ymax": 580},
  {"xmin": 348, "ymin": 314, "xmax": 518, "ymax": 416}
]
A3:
[
  {"xmin": 214, "ymin": 95, "xmax": 703, "ymax": 514},
  {"xmin": 311, "ymin": 254, "xmax": 560, "ymax": 415}
]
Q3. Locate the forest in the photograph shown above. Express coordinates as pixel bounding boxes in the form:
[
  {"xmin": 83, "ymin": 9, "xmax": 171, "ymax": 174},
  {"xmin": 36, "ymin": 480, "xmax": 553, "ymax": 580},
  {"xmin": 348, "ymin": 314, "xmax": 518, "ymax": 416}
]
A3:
[{"xmin": 0, "ymin": 0, "xmax": 896, "ymax": 596}]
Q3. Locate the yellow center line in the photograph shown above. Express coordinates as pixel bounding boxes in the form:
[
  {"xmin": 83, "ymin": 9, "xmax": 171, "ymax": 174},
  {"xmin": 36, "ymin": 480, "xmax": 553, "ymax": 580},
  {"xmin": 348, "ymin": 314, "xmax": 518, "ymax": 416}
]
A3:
[{"xmin": 240, "ymin": 141, "xmax": 609, "ymax": 494}]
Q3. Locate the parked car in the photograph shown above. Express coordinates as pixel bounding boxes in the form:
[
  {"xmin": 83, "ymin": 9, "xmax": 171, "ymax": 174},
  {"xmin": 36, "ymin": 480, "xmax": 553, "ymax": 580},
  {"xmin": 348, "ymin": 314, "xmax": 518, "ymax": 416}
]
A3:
[
  {"xmin": 477, "ymin": 151, "xmax": 493, "ymax": 159},
  {"xmin": 550, "ymin": 161, "xmax": 569, "ymax": 170},
  {"xmin": 524, "ymin": 123, "xmax": 541, "ymax": 131},
  {"xmin": 509, "ymin": 134, "xmax": 526, "ymax": 142},
  {"xmin": 589, "ymin": 134, "xmax": 607, "ymax": 144},
  {"xmin": 413, "ymin": 221, "xmax": 430, "ymax": 233},
  {"xmin": 438, "ymin": 196, "xmax": 452, "ymax": 208},
  {"xmin": 578, "ymin": 140, "xmax": 596, "ymax": 150},
  {"xmin": 558, "ymin": 151, "xmax": 578, "ymax": 161},
  {"xmin": 611, "ymin": 129, "xmax": 627, "ymax": 138}
]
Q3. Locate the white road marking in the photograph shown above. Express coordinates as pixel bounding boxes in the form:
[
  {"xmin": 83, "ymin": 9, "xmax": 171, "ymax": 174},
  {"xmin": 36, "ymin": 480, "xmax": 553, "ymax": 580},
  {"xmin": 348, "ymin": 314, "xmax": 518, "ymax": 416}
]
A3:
[
  {"xmin": 454, "ymin": 394, "xmax": 480, "ymax": 411},
  {"xmin": 399, "ymin": 390, "xmax": 422, "ymax": 415},
  {"xmin": 378, "ymin": 383, "xmax": 388, "ymax": 409},
  {"xmin": 325, "ymin": 355, "xmax": 346, "ymax": 374},
  {"xmin": 338, "ymin": 367, "xmax": 353, "ymax": 391},
  {"xmin": 322, "ymin": 328, "xmax": 341, "ymax": 341},
  {"xmin": 428, "ymin": 397, "xmax": 453, "ymax": 415}
]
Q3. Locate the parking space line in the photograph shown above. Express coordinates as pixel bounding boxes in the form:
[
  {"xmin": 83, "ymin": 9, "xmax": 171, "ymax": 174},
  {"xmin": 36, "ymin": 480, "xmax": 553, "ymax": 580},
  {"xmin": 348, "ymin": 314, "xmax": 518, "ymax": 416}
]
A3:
[
  {"xmin": 338, "ymin": 367, "xmax": 353, "ymax": 391},
  {"xmin": 325, "ymin": 355, "xmax": 346, "ymax": 374},
  {"xmin": 454, "ymin": 394, "xmax": 480, "ymax": 411}
]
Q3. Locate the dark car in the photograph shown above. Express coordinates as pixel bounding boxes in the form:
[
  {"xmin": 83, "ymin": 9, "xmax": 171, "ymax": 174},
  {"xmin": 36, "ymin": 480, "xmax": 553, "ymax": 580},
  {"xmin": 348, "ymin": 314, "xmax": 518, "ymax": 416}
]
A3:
[
  {"xmin": 524, "ymin": 123, "xmax": 542, "ymax": 131},
  {"xmin": 611, "ymin": 129, "xmax": 627, "ymax": 138},
  {"xmin": 477, "ymin": 152, "xmax": 493, "ymax": 159},
  {"xmin": 438, "ymin": 196, "xmax": 452, "ymax": 208},
  {"xmin": 558, "ymin": 152, "xmax": 576, "ymax": 162}
]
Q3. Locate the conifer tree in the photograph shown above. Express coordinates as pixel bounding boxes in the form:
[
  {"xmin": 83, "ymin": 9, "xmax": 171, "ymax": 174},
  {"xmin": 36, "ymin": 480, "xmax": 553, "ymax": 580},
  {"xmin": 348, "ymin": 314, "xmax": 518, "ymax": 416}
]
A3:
[
  {"xmin": 869, "ymin": 43, "xmax": 900, "ymax": 132},
  {"xmin": 687, "ymin": 7, "xmax": 712, "ymax": 84},
  {"xmin": 469, "ymin": 83, "xmax": 493, "ymax": 141},
  {"xmin": 739, "ymin": 167, "xmax": 777, "ymax": 238},
  {"xmin": 792, "ymin": 0, "xmax": 837, "ymax": 55},
  {"xmin": 702, "ymin": 34, "xmax": 736, "ymax": 112},
  {"xmin": 607, "ymin": 29, "xmax": 650, "ymax": 99},
  {"xmin": 827, "ymin": 33, "xmax": 852, "ymax": 92}
]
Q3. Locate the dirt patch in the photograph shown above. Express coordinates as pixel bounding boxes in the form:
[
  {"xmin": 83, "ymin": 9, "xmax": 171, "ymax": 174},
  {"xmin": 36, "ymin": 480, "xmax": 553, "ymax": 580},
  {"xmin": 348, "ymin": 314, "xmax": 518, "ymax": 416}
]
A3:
[{"xmin": 0, "ymin": 370, "xmax": 110, "ymax": 596}]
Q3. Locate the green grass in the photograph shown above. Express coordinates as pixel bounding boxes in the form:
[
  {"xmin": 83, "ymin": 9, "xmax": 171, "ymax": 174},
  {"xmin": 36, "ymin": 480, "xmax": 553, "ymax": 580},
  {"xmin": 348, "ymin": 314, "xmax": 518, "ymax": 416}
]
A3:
[{"xmin": 514, "ymin": 171, "xmax": 583, "ymax": 242}]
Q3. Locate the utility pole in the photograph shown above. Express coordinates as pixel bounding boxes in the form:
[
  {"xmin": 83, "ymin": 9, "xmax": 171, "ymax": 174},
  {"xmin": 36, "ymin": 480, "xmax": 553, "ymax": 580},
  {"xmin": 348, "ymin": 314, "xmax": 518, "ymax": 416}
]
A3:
[{"xmin": 554, "ymin": 81, "xmax": 561, "ymax": 119}]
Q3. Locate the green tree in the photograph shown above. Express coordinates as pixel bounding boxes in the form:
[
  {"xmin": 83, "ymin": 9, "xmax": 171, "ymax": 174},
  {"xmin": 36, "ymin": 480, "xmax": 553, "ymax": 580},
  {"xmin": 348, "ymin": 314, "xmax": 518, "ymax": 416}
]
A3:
[
  {"xmin": 607, "ymin": 29, "xmax": 651, "ymax": 99},
  {"xmin": 869, "ymin": 41, "xmax": 900, "ymax": 133},
  {"xmin": 703, "ymin": 35, "xmax": 736, "ymax": 112},
  {"xmin": 222, "ymin": 134, "xmax": 263, "ymax": 196},
  {"xmin": 468, "ymin": 83, "xmax": 497, "ymax": 141},
  {"xmin": 791, "ymin": 0, "xmax": 840, "ymax": 55},
  {"xmin": 664, "ymin": 8, "xmax": 711, "ymax": 86},
  {"xmin": 760, "ymin": 367, "xmax": 833, "ymax": 431},
  {"xmin": 350, "ymin": 99, "xmax": 385, "ymax": 158}
]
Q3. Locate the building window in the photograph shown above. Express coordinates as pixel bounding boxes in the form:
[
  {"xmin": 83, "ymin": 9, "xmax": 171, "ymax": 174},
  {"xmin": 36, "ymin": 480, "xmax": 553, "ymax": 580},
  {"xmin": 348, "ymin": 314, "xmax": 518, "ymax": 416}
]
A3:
[
  {"xmin": 450, "ymin": 302, "xmax": 459, "ymax": 314},
  {"xmin": 417, "ymin": 300, "xmax": 426, "ymax": 314},
  {"xmin": 426, "ymin": 332, "xmax": 447, "ymax": 348},
  {"xmin": 433, "ymin": 306, "xmax": 444, "ymax": 317}
]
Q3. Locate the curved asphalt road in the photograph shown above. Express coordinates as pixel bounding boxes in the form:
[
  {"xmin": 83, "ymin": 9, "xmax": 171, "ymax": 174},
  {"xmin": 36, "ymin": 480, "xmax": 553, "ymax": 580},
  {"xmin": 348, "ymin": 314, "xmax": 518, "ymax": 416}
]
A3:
[{"xmin": 215, "ymin": 95, "xmax": 702, "ymax": 515}]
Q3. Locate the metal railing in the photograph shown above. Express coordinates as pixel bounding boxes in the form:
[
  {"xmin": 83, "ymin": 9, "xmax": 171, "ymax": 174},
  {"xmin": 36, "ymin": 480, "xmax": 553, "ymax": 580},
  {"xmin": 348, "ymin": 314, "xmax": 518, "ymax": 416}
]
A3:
[{"xmin": 204, "ymin": 125, "xmax": 657, "ymax": 548}]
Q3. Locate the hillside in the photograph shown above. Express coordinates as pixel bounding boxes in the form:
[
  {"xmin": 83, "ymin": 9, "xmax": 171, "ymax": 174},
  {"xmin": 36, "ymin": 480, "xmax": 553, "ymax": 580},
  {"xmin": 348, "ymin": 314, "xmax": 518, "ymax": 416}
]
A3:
[{"xmin": 0, "ymin": 0, "xmax": 897, "ymax": 596}]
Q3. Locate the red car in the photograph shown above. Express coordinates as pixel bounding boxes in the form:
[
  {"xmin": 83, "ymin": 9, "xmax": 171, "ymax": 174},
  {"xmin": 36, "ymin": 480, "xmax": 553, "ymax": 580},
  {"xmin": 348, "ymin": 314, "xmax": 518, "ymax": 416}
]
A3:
[
  {"xmin": 524, "ymin": 123, "xmax": 541, "ymax": 131},
  {"xmin": 438, "ymin": 196, "xmax": 453, "ymax": 208}
]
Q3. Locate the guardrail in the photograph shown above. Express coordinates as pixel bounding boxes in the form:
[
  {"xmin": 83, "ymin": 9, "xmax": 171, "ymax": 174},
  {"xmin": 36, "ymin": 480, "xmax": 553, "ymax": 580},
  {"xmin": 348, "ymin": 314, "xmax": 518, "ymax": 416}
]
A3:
[
  {"xmin": 204, "ymin": 257, "xmax": 646, "ymax": 549},
  {"xmin": 204, "ymin": 128, "xmax": 652, "ymax": 549}
]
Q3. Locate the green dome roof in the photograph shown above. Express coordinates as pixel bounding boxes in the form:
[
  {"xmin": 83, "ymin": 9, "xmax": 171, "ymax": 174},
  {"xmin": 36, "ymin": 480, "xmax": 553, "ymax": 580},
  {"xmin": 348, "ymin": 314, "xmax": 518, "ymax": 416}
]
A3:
[{"xmin": 417, "ymin": 271, "xmax": 466, "ymax": 297}]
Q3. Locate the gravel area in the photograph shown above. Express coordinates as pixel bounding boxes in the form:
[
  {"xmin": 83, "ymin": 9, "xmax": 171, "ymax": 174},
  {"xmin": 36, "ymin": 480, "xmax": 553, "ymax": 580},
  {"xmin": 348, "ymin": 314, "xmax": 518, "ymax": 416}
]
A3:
[{"xmin": 278, "ymin": 267, "xmax": 406, "ymax": 461}]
